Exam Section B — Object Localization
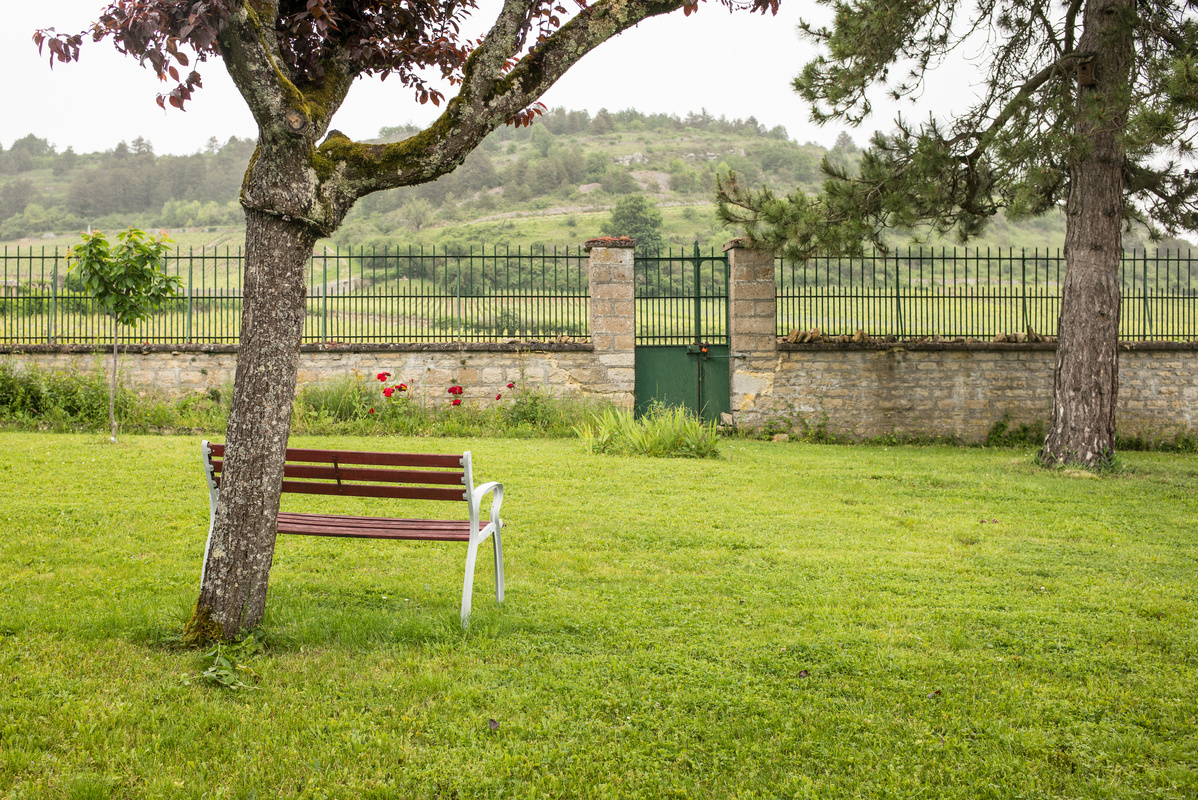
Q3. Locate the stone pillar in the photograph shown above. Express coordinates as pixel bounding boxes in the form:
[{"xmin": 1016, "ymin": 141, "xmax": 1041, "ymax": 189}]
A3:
[
  {"xmin": 725, "ymin": 239, "xmax": 777, "ymax": 426},
  {"xmin": 586, "ymin": 237, "xmax": 637, "ymax": 407}
]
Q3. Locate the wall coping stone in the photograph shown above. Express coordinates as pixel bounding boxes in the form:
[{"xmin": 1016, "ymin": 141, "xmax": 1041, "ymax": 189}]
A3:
[
  {"xmin": 776, "ymin": 340, "xmax": 1198, "ymax": 353},
  {"xmin": 1, "ymin": 341, "xmax": 594, "ymax": 356},
  {"xmin": 584, "ymin": 236, "xmax": 636, "ymax": 251}
]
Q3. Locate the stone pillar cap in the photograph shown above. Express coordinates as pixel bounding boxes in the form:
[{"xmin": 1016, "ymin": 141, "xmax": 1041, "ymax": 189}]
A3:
[
  {"xmin": 584, "ymin": 236, "xmax": 637, "ymax": 252},
  {"xmin": 723, "ymin": 237, "xmax": 756, "ymax": 252}
]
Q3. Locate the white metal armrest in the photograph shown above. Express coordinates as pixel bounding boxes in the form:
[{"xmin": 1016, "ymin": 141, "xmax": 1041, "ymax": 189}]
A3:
[{"xmin": 469, "ymin": 481, "xmax": 504, "ymax": 538}]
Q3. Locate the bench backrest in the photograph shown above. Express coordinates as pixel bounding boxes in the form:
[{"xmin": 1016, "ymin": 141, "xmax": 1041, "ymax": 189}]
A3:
[{"xmin": 203, "ymin": 442, "xmax": 470, "ymax": 503}]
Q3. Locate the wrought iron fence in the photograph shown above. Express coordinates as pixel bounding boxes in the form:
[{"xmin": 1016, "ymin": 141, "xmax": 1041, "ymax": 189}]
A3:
[
  {"xmin": 777, "ymin": 247, "xmax": 1198, "ymax": 341},
  {"xmin": 4, "ymin": 243, "xmax": 1196, "ymax": 345},
  {"xmin": 0, "ymin": 245, "xmax": 590, "ymax": 345}
]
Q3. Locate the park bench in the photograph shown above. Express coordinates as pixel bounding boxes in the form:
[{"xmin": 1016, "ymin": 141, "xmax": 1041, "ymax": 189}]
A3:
[{"xmin": 199, "ymin": 441, "xmax": 505, "ymax": 626}]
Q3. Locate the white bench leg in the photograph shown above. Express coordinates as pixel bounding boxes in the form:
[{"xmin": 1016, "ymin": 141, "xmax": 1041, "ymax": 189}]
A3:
[
  {"xmin": 492, "ymin": 525, "xmax": 505, "ymax": 603},
  {"xmin": 460, "ymin": 539, "xmax": 480, "ymax": 627}
]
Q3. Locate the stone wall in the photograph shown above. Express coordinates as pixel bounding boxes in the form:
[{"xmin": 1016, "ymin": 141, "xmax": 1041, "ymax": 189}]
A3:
[
  {"xmin": 731, "ymin": 342, "xmax": 1198, "ymax": 440},
  {"xmin": 0, "ymin": 343, "xmax": 606, "ymax": 405}
]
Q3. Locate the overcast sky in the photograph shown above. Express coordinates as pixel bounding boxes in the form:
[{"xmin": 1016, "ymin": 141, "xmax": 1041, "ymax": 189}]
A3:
[{"xmin": 1, "ymin": 1, "xmax": 911, "ymax": 156}]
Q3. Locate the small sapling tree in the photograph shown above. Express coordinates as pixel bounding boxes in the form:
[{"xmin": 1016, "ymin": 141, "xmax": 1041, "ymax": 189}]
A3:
[{"xmin": 69, "ymin": 228, "xmax": 181, "ymax": 442}]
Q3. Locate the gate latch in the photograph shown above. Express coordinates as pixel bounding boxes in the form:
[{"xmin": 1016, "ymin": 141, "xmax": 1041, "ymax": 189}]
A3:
[{"xmin": 685, "ymin": 343, "xmax": 710, "ymax": 357}]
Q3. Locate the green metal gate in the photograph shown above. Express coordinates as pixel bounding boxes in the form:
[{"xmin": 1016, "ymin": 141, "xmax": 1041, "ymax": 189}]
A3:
[{"xmin": 634, "ymin": 245, "xmax": 731, "ymax": 422}]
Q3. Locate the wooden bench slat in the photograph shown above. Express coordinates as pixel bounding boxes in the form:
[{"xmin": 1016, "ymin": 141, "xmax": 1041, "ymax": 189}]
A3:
[
  {"xmin": 277, "ymin": 512, "xmax": 471, "ymax": 541},
  {"xmin": 211, "ymin": 460, "xmax": 465, "ymax": 486},
  {"xmin": 278, "ymin": 480, "xmax": 466, "ymax": 502},
  {"xmin": 211, "ymin": 478, "xmax": 467, "ymax": 501},
  {"xmin": 208, "ymin": 443, "xmax": 463, "ymax": 469}
]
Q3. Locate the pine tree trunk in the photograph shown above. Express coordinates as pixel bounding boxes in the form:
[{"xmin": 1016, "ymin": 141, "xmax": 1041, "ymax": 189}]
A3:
[
  {"xmin": 190, "ymin": 208, "xmax": 317, "ymax": 639},
  {"xmin": 1041, "ymin": 0, "xmax": 1133, "ymax": 469}
]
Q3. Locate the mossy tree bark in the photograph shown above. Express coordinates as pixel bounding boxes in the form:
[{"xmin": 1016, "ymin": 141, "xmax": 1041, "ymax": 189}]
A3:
[{"xmin": 1040, "ymin": 0, "xmax": 1134, "ymax": 469}]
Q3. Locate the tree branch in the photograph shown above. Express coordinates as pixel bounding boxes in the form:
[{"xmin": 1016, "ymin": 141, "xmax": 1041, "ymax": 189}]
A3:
[
  {"xmin": 317, "ymin": 0, "xmax": 693, "ymax": 196},
  {"xmin": 217, "ymin": 3, "xmax": 297, "ymax": 141},
  {"xmin": 959, "ymin": 51, "xmax": 1086, "ymax": 160},
  {"xmin": 217, "ymin": 0, "xmax": 350, "ymax": 147}
]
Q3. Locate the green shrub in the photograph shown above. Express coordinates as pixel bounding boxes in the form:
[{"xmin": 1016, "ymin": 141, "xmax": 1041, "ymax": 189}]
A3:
[
  {"xmin": 1116, "ymin": 429, "xmax": 1198, "ymax": 453},
  {"xmin": 576, "ymin": 404, "xmax": 720, "ymax": 458},
  {"xmin": 985, "ymin": 414, "xmax": 1048, "ymax": 447},
  {"xmin": 295, "ymin": 375, "xmax": 375, "ymax": 423},
  {"xmin": 288, "ymin": 372, "xmax": 606, "ymax": 438},
  {"xmin": 0, "ymin": 361, "xmax": 127, "ymax": 429}
]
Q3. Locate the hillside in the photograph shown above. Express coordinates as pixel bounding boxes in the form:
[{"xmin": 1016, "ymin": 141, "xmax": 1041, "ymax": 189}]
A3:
[{"xmin": 0, "ymin": 110, "xmax": 1190, "ymax": 254}]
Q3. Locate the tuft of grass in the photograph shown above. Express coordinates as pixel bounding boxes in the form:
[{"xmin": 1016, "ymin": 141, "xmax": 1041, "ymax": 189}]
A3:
[{"xmin": 577, "ymin": 403, "xmax": 720, "ymax": 458}]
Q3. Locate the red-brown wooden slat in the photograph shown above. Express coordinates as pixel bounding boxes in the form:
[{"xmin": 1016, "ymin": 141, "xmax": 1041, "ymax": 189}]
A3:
[
  {"xmin": 279, "ymin": 481, "xmax": 466, "ymax": 502},
  {"xmin": 280, "ymin": 464, "xmax": 465, "ymax": 485},
  {"xmin": 284, "ymin": 448, "xmax": 463, "ymax": 468},
  {"xmin": 209, "ymin": 461, "xmax": 464, "ymax": 486},
  {"xmin": 277, "ymin": 512, "xmax": 470, "ymax": 541},
  {"xmin": 207, "ymin": 444, "xmax": 461, "ymax": 469},
  {"xmin": 282, "ymin": 513, "xmax": 469, "ymax": 529}
]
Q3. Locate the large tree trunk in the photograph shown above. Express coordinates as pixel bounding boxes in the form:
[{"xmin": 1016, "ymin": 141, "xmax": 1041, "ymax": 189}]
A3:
[
  {"xmin": 1041, "ymin": 0, "xmax": 1133, "ymax": 469},
  {"xmin": 188, "ymin": 208, "xmax": 317, "ymax": 640}
]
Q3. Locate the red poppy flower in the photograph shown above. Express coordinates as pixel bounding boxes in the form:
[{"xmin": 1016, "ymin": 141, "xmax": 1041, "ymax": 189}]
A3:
[
  {"xmin": 506, "ymin": 382, "xmax": 515, "ymax": 389},
  {"xmin": 452, "ymin": 398, "xmax": 462, "ymax": 406},
  {"xmin": 496, "ymin": 393, "xmax": 502, "ymax": 400},
  {"xmin": 447, "ymin": 385, "xmax": 463, "ymax": 395},
  {"xmin": 383, "ymin": 387, "xmax": 394, "ymax": 398},
  {"xmin": 398, "ymin": 383, "xmax": 408, "ymax": 391},
  {"xmin": 377, "ymin": 372, "xmax": 391, "ymax": 382},
  {"xmin": 368, "ymin": 408, "xmax": 375, "ymax": 414}
]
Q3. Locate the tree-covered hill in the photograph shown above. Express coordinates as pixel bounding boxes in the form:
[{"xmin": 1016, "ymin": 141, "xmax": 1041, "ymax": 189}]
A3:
[{"xmin": 0, "ymin": 109, "xmax": 1188, "ymax": 253}]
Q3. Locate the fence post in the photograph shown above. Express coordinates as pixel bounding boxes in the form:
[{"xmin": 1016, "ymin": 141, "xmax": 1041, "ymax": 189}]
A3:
[
  {"xmin": 186, "ymin": 248, "xmax": 193, "ymax": 344},
  {"xmin": 49, "ymin": 247, "xmax": 57, "ymax": 344},
  {"xmin": 1143, "ymin": 249, "xmax": 1153, "ymax": 339},
  {"xmin": 322, "ymin": 248, "xmax": 328, "ymax": 343},
  {"xmin": 455, "ymin": 245, "xmax": 463, "ymax": 341},
  {"xmin": 726, "ymin": 239, "xmax": 775, "ymax": 429},
  {"xmin": 894, "ymin": 249, "xmax": 904, "ymax": 339},
  {"xmin": 585, "ymin": 237, "xmax": 636, "ymax": 409},
  {"xmin": 1020, "ymin": 248, "xmax": 1028, "ymax": 334}
]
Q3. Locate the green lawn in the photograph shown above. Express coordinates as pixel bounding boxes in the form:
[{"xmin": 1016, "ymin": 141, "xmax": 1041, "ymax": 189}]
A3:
[{"xmin": 1, "ymin": 432, "xmax": 1196, "ymax": 799}]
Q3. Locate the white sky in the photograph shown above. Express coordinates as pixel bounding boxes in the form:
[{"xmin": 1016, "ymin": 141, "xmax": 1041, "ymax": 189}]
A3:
[{"xmin": 0, "ymin": 0, "xmax": 922, "ymax": 156}]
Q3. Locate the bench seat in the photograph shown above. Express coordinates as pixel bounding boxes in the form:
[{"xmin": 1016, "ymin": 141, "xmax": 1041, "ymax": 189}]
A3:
[{"xmin": 276, "ymin": 512, "xmax": 472, "ymax": 541}]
